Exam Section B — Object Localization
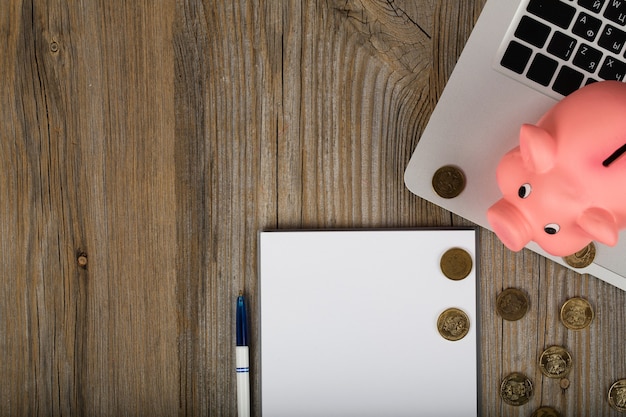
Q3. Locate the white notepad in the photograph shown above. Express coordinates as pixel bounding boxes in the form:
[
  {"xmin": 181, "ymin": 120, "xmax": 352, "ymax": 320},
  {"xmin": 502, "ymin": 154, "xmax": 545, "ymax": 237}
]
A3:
[{"xmin": 259, "ymin": 229, "xmax": 478, "ymax": 417}]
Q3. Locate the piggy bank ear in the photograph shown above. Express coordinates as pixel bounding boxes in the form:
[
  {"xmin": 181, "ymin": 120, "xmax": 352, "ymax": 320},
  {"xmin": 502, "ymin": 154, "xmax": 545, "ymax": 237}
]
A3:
[
  {"xmin": 577, "ymin": 207, "xmax": 619, "ymax": 247},
  {"xmin": 519, "ymin": 124, "xmax": 557, "ymax": 173}
]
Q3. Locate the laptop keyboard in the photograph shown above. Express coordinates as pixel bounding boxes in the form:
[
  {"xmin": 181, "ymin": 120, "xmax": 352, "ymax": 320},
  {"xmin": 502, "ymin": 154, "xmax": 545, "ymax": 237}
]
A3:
[{"xmin": 495, "ymin": 0, "xmax": 626, "ymax": 99}]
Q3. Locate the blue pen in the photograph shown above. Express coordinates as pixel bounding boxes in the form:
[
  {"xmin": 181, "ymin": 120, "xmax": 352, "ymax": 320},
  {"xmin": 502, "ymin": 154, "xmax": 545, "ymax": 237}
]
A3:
[{"xmin": 236, "ymin": 293, "xmax": 250, "ymax": 417}]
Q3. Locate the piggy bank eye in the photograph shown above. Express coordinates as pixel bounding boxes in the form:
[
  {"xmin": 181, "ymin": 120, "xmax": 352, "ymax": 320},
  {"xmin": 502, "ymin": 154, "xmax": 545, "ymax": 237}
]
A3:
[
  {"xmin": 518, "ymin": 183, "xmax": 532, "ymax": 199},
  {"xmin": 544, "ymin": 223, "xmax": 560, "ymax": 235}
]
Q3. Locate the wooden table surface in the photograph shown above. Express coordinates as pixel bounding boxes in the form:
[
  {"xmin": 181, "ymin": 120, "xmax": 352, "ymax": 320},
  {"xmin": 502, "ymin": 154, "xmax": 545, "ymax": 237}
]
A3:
[{"xmin": 2, "ymin": 0, "xmax": 626, "ymax": 415}]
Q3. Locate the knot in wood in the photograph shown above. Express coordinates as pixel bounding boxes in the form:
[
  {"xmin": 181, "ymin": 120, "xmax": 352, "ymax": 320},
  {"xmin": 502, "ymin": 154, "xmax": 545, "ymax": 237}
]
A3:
[{"xmin": 77, "ymin": 253, "xmax": 88, "ymax": 268}]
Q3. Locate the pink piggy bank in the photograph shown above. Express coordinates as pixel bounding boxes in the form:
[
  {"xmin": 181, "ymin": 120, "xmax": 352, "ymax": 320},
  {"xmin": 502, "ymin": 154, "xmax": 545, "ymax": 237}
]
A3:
[{"xmin": 487, "ymin": 80, "xmax": 626, "ymax": 257}]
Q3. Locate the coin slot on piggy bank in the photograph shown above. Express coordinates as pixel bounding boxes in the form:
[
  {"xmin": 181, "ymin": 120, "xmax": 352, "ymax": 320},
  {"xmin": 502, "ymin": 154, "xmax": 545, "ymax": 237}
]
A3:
[{"xmin": 486, "ymin": 80, "xmax": 626, "ymax": 257}]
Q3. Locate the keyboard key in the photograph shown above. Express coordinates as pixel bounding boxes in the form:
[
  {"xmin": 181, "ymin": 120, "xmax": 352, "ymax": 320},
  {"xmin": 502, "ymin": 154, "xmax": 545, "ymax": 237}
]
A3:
[
  {"xmin": 599, "ymin": 55, "xmax": 626, "ymax": 79},
  {"xmin": 572, "ymin": 12, "xmax": 602, "ymax": 40},
  {"xmin": 527, "ymin": 0, "xmax": 577, "ymax": 29},
  {"xmin": 501, "ymin": 41, "xmax": 533, "ymax": 74},
  {"xmin": 604, "ymin": 0, "xmax": 626, "ymax": 26},
  {"xmin": 548, "ymin": 31, "xmax": 578, "ymax": 59},
  {"xmin": 598, "ymin": 24, "xmax": 626, "ymax": 53},
  {"xmin": 573, "ymin": 43, "xmax": 603, "ymax": 72},
  {"xmin": 578, "ymin": 0, "xmax": 606, "ymax": 13},
  {"xmin": 527, "ymin": 53, "xmax": 559, "ymax": 86},
  {"xmin": 515, "ymin": 16, "xmax": 552, "ymax": 47},
  {"xmin": 552, "ymin": 66, "xmax": 585, "ymax": 95}
]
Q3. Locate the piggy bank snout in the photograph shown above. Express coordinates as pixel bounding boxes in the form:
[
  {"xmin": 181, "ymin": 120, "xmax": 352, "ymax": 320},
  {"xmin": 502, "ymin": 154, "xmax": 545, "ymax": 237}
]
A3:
[{"xmin": 487, "ymin": 200, "xmax": 532, "ymax": 252}]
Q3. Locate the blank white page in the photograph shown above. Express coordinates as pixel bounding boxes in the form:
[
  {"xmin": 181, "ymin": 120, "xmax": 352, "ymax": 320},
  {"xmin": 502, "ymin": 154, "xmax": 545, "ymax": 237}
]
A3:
[{"xmin": 259, "ymin": 229, "xmax": 478, "ymax": 417}]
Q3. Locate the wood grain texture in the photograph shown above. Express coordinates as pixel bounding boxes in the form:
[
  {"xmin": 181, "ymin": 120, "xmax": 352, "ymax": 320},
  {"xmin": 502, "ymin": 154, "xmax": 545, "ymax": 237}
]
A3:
[
  {"xmin": 2, "ymin": 1, "xmax": 178, "ymax": 415},
  {"xmin": 2, "ymin": 0, "xmax": 626, "ymax": 416}
]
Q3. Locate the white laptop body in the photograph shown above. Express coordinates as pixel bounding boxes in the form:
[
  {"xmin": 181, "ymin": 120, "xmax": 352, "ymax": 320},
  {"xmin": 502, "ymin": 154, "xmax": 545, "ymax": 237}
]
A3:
[{"xmin": 404, "ymin": 0, "xmax": 626, "ymax": 290}]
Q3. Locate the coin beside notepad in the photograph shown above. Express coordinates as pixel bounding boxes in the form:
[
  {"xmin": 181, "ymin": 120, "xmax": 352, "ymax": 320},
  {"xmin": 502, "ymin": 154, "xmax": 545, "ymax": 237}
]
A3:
[{"xmin": 496, "ymin": 288, "xmax": 529, "ymax": 321}]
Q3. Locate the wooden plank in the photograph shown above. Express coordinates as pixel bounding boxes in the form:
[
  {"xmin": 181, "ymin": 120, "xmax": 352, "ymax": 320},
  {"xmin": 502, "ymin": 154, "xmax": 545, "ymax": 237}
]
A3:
[
  {"xmin": 1, "ymin": 1, "xmax": 178, "ymax": 415},
  {"xmin": 3, "ymin": 0, "xmax": 626, "ymax": 416}
]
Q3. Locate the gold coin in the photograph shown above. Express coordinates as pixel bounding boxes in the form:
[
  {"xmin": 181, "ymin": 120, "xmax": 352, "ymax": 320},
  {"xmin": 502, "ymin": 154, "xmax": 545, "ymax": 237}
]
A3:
[
  {"xmin": 560, "ymin": 297, "xmax": 594, "ymax": 330},
  {"xmin": 440, "ymin": 248, "xmax": 473, "ymax": 280},
  {"xmin": 531, "ymin": 406, "xmax": 562, "ymax": 417},
  {"xmin": 562, "ymin": 242, "xmax": 596, "ymax": 268},
  {"xmin": 539, "ymin": 346, "xmax": 572, "ymax": 379},
  {"xmin": 496, "ymin": 288, "xmax": 529, "ymax": 321},
  {"xmin": 500, "ymin": 372, "xmax": 533, "ymax": 406},
  {"xmin": 432, "ymin": 165, "xmax": 466, "ymax": 199},
  {"xmin": 608, "ymin": 379, "xmax": 626, "ymax": 412},
  {"xmin": 437, "ymin": 307, "xmax": 470, "ymax": 341}
]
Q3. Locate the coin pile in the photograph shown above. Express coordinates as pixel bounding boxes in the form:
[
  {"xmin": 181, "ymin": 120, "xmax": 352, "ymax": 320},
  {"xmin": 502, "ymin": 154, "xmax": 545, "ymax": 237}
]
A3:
[
  {"xmin": 501, "ymin": 345, "xmax": 573, "ymax": 414},
  {"xmin": 498, "ymin": 293, "xmax": 603, "ymax": 413},
  {"xmin": 436, "ymin": 247, "xmax": 473, "ymax": 342}
]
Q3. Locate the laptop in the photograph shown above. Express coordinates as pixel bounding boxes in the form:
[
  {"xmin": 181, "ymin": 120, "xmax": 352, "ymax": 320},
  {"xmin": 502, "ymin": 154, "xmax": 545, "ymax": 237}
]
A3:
[{"xmin": 404, "ymin": 0, "xmax": 626, "ymax": 291}]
